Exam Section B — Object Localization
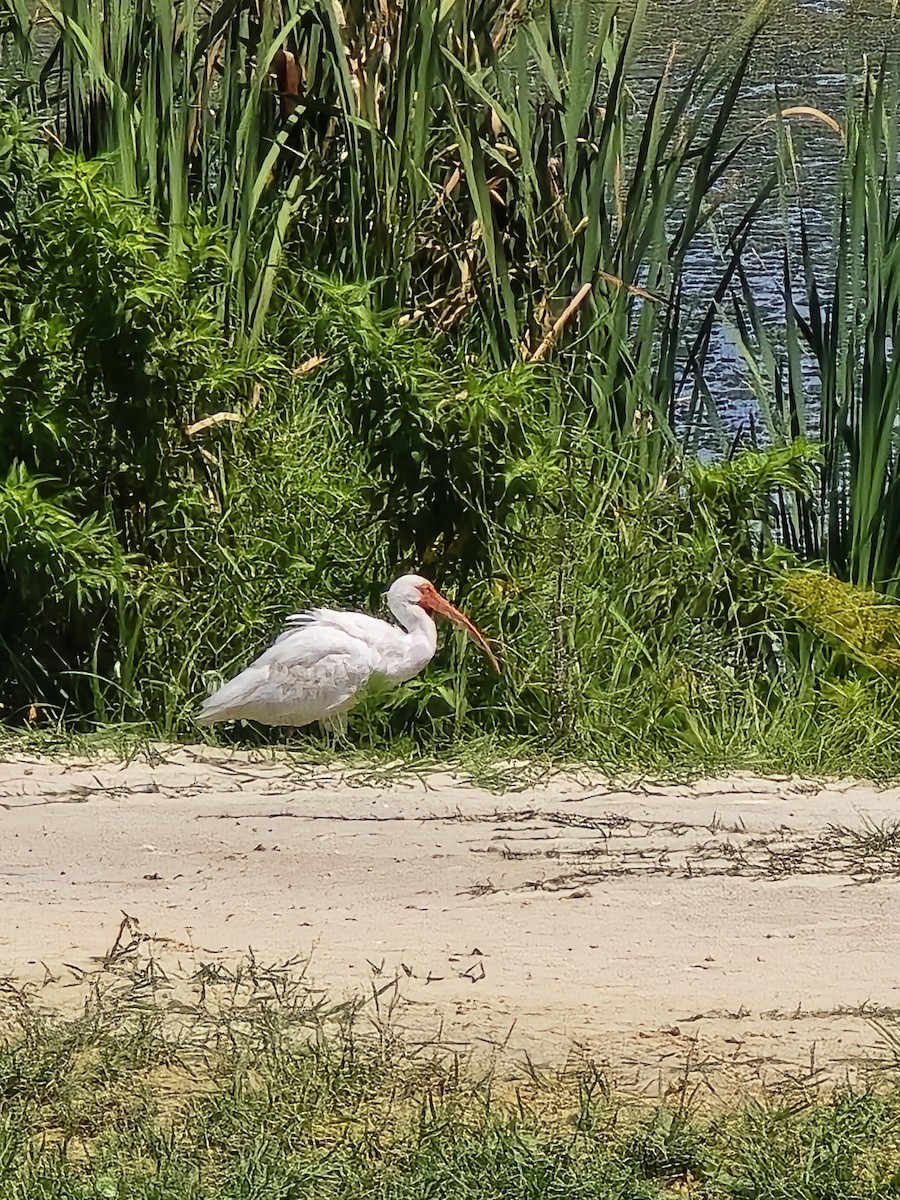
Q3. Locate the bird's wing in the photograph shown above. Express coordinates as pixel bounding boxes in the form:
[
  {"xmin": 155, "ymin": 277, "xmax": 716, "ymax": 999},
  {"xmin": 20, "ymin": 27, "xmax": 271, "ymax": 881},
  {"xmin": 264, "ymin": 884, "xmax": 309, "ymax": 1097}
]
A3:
[
  {"xmin": 278, "ymin": 607, "xmax": 403, "ymax": 647},
  {"xmin": 198, "ymin": 622, "xmax": 381, "ymax": 728}
]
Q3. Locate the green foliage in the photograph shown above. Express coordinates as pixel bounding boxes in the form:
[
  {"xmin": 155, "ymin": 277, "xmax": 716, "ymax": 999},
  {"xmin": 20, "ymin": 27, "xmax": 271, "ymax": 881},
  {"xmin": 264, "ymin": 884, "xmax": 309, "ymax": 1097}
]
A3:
[
  {"xmin": 0, "ymin": 148, "xmax": 262, "ymax": 547},
  {"xmin": 0, "ymin": 116, "xmax": 268, "ymax": 718},
  {"xmin": 784, "ymin": 570, "xmax": 900, "ymax": 675},
  {"xmin": 2, "ymin": 0, "xmax": 777, "ymax": 399},
  {"xmin": 0, "ymin": 5, "xmax": 899, "ymax": 771},
  {"xmin": 688, "ymin": 441, "xmax": 820, "ymax": 553},
  {"xmin": 534, "ymin": 447, "xmax": 794, "ymax": 759},
  {"xmin": 291, "ymin": 277, "xmax": 560, "ymax": 581},
  {"xmin": 0, "ymin": 463, "xmax": 129, "ymax": 720}
]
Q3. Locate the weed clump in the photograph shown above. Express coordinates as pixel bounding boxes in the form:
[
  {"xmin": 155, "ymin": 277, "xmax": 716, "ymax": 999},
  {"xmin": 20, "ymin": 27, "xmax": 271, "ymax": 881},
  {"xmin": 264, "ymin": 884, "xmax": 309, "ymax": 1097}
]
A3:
[{"xmin": 784, "ymin": 571, "xmax": 900, "ymax": 673}]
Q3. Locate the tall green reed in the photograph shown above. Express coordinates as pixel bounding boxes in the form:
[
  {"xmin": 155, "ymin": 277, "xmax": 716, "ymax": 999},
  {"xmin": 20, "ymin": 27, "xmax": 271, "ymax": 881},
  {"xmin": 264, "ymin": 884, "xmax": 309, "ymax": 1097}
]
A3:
[
  {"xmin": 3, "ymin": 0, "xmax": 777, "ymax": 389},
  {"xmin": 728, "ymin": 63, "xmax": 900, "ymax": 593}
]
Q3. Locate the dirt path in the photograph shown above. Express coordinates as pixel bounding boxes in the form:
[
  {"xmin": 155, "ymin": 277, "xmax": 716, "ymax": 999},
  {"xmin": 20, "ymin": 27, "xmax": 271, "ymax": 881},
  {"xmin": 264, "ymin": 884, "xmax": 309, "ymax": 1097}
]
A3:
[{"xmin": 3, "ymin": 748, "xmax": 900, "ymax": 1093}]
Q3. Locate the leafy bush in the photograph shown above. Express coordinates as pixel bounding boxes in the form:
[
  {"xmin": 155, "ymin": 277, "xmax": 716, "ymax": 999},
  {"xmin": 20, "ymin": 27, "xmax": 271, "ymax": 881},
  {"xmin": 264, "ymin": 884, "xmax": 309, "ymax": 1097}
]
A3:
[
  {"xmin": 0, "ymin": 144, "xmax": 262, "ymax": 551},
  {"xmin": 0, "ymin": 463, "xmax": 128, "ymax": 720},
  {"xmin": 0, "ymin": 119, "xmax": 265, "ymax": 717},
  {"xmin": 282, "ymin": 277, "xmax": 561, "ymax": 583}
]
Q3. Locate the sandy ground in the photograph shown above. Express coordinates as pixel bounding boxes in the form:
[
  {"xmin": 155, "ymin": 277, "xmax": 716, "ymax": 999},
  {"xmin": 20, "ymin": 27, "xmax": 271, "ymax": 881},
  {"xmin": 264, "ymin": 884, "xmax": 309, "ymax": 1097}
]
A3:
[{"xmin": 3, "ymin": 748, "xmax": 900, "ymax": 1094}]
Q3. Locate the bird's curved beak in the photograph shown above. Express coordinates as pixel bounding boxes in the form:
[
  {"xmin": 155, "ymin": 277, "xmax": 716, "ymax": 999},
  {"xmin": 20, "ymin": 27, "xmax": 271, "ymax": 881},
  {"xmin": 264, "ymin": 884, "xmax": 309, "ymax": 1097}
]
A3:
[{"xmin": 422, "ymin": 587, "xmax": 501, "ymax": 673}]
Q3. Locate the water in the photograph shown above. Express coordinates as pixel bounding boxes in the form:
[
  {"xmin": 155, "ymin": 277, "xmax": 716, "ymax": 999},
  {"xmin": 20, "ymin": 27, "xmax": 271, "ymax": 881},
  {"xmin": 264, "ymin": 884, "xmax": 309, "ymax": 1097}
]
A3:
[{"xmin": 633, "ymin": 0, "xmax": 899, "ymax": 449}]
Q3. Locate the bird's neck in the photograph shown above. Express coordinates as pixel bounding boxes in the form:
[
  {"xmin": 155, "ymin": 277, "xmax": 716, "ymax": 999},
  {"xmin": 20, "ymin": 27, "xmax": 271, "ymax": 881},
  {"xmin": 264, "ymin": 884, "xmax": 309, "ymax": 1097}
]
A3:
[
  {"xmin": 398, "ymin": 603, "xmax": 437, "ymax": 646},
  {"xmin": 392, "ymin": 602, "xmax": 438, "ymax": 674}
]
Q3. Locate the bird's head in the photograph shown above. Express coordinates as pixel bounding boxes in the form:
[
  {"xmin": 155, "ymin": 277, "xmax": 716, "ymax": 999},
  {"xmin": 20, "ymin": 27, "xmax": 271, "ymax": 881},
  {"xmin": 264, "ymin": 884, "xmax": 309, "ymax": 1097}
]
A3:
[{"xmin": 387, "ymin": 575, "xmax": 501, "ymax": 673}]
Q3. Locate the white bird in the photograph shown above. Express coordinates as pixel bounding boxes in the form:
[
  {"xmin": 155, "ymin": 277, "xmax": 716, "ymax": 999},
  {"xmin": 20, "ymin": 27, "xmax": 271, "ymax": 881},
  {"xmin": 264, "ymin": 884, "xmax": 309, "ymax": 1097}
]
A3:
[{"xmin": 196, "ymin": 574, "xmax": 500, "ymax": 732}]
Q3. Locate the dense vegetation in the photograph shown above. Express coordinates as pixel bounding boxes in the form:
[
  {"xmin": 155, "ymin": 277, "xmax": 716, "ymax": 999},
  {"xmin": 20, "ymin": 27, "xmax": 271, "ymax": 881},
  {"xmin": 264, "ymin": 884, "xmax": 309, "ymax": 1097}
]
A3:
[{"xmin": 1, "ymin": 0, "xmax": 899, "ymax": 770}]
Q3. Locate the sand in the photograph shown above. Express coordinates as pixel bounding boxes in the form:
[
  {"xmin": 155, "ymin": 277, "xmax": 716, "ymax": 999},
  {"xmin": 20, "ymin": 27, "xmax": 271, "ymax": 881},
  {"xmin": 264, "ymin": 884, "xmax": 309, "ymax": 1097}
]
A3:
[{"xmin": 2, "ymin": 747, "xmax": 900, "ymax": 1094}]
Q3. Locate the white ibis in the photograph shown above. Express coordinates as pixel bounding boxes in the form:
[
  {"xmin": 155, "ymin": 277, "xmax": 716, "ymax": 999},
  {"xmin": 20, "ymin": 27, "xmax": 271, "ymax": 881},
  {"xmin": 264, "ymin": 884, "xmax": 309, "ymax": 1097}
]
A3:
[{"xmin": 196, "ymin": 574, "xmax": 500, "ymax": 732}]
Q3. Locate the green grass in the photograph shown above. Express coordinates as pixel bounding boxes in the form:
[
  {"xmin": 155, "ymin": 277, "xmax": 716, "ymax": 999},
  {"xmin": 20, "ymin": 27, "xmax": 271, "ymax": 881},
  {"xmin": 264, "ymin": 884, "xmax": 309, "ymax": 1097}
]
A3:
[
  {"xmin": 4, "ymin": 707, "xmax": 900, "ymax": 790},
  {"xmin": 3, "ymin": 984, "xmax": 900, "ymax": 1198}
]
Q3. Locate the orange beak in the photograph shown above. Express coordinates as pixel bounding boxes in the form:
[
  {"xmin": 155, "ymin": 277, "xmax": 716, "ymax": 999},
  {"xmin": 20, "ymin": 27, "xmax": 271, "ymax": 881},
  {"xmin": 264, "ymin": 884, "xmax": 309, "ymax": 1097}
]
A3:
[{"xmin": 419, "ymin": 584, "xmax": 501, "ymax": 673}]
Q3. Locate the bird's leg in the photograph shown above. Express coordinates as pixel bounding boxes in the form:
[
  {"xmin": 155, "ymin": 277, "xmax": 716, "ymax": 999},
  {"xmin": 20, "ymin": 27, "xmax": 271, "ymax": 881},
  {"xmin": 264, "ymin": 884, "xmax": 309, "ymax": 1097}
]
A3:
[
  {"xmin": 281, "ymin": 731, "xmax": 320, "ymax": 780},
  {"xmin": 320, "ymin": 713, "xmax": 352, "ymax": 757}
]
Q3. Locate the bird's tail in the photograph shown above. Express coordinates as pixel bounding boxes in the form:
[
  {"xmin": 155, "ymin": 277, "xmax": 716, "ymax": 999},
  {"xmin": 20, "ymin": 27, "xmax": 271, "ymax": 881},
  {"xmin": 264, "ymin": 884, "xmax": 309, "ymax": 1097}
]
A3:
[
  {"xmin": 195, "ymin": 665, "xmax": 270, "ymax": 726},
  {"xmin": 195, "ymin": 677, "xmax": 245, "ymax": 726},
  {"xmin": 195, "ymin": 693, "xmax": 227, "ymax": 726},
  {"xmin": 195, "ymin": 702, "xmax": 220, "ymax": 727}
]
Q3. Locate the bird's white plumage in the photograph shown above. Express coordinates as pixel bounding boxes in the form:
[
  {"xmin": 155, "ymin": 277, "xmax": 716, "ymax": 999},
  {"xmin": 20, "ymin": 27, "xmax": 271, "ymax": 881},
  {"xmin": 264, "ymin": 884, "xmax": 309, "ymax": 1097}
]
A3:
[{"xmin": 196, "ymin": 575, "xmax": 440, "ymax": 729}]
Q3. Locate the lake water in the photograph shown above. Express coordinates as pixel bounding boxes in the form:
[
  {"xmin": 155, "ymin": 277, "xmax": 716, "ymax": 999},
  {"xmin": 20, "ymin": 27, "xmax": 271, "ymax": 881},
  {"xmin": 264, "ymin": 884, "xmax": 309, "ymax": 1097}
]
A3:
[{"xmin": 635, "ymin": 0, "xmax": 899, "ymax": 449}]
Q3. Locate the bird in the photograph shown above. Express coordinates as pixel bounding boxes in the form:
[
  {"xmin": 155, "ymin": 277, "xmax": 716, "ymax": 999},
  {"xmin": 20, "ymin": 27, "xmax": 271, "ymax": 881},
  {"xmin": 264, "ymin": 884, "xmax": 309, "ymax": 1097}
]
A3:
[{"xmin": 196, "ymin": 573, "xmax": 500, "ymax": 733}]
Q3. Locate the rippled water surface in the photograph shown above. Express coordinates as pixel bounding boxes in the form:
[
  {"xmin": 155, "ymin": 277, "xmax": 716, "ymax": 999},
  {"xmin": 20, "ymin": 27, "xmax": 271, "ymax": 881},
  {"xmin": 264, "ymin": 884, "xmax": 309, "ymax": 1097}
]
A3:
[{"xmin": 634, "ymin": 1, "xmax": 898, "ymax": 445}]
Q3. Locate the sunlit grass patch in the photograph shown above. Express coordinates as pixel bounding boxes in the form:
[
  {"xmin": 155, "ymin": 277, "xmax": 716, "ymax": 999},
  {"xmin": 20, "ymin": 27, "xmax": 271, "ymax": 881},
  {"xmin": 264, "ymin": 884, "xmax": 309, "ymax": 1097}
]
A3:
[{"xmin": 3, "ymin": 978, "xmax": 900, "ymax": 1198}]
